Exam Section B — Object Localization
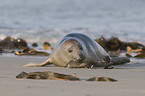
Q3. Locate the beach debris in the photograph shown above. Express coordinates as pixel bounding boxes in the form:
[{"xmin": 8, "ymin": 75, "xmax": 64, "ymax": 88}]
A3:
[
  {"xmin": 108, "ymin": 49, "xmax": 120, "ymax": 57},
  {"xmin": 0, "ymin": 47, "xmax": 3, "ymax": 54},
  {"xmin": 15, "ymin": 51, "xmax": 22, "ymax": 56},
  {"xmin": 134, "ymin": 47, "xmax": 145, "ymax": 58},
  {"xmin": 135, "ymin": 49, "xmax": 145, "ymax": 58},
  {"xmin": 135, "ymin": 47, "xmax": 145, "ymax": 58},
  {"xmin": 42, "ymin": 41, "xmax": 53, "ymax": 50},
  {"xmin": 126, "ymin": 46, "xmax": 145, "ymax": 58},
  {"xmin": 125, "ymin": 46, "xmax": 133, "ymax": 57},
  {"xmin": 15, "ymin": 48, "xmax": 49, "ymax": 56},
  {"xmin": 0, "ymin": 36, "xmax": 28, "ymax": 49},
  {"xmin": 135, "ymin": 53, "xmax": 145, "ymax": 58},
  {"xmin": 16, "ymin": 71, "xmax": 118, "ymax": 82},
  {"xmin": 32, "ymin": 43, "xmax": 38, "ymax": 47},
  {"xmin": 16, "ymin": 71, "xmax": 80, "ymax": 81},
  {"xmin": 15, "ymin": 38, "xmax": 28, "ymax": 49},
  {"xmin": 95, "ymin": 37, "xmax": 144, "ymax": 51},
  {"xmin": 87, "ymin": 77, "xmax": 118, "ymax": 82}
]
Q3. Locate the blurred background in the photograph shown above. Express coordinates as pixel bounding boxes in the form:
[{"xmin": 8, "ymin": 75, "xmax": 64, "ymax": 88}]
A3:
[{"xmin": 0, "ymin": 0, "xmax": 145, "ymax": 44}]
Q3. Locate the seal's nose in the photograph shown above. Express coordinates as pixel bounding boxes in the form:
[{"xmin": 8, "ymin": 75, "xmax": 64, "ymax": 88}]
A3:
[{"xmin": 79, "ymin": 54, "xmax": 85, "ymax": 60}]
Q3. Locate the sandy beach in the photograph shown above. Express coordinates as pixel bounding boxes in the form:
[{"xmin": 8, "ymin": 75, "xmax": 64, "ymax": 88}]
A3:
[
  {"xmin": 0, "ymin": 55, "xmax": 145, "ymax": 96},
  {"xmin": 1, "ymin": 0, "xmax": 145, "ymax": 96}
]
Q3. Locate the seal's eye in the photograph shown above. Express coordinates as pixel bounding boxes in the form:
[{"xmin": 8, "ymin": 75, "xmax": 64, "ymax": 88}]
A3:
[
  {"xmin": 80, "ymin": 47, "xmax": 83, "ymax": 50},
  {"xmin": 78, "ymin": 45, "xmax": 83, "ymax": 50},
  {"xmin": 68, "ymin": 50, "xmax": 73, "ymax": 53}
]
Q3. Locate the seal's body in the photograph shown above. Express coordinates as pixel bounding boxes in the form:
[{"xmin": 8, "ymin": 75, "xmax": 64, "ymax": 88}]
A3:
[{"xmin": 24, "ymin": 33, "xmax": 111, "ymax": 68}]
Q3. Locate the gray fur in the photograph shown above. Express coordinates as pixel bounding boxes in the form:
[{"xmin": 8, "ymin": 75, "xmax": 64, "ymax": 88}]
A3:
[{"xmin": 23, "ymin": 33, "xmax": 111, "ymax": 68}]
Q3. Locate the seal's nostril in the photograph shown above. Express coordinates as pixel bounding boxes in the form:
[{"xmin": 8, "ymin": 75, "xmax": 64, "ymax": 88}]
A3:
[{"xmin": 79, "ymin": 54, "xmax": 85, "ymax": 60}]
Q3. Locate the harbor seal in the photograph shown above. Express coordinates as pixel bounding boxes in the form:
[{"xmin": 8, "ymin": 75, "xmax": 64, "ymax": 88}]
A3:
[{"xmin": 24, "ymin": 33, "xmax": 111, "ymax": 68}]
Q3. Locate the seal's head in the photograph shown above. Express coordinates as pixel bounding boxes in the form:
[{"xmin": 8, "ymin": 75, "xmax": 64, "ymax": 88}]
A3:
[{"xmin": 62, "ymin": 39, "xmax": 85, "ymax": 62}]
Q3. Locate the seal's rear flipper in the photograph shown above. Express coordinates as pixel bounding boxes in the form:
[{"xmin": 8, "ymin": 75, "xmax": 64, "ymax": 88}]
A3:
[{"xmin": 110, "ymin": 57, "xmax": 130, "ymax": 65}]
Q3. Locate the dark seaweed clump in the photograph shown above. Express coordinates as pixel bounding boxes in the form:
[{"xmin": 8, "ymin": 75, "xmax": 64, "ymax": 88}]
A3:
[
  {"xmin": 0, "ymin": 37, "xmax": 28, "ymax": 49},
  {"xmin": 16, "ymin": 71, "xmax": 117, "ymax": 82},
  {"xmin": 95, "ymin": 37, "xmax": 144, "ymax": 51},
  {"xmin": 0, "ymin": 36, "xmax": 51, "ymax": 56},
  {"xmin": 95, "ymin": 37, "xmax": 145, "ymax": 58}
]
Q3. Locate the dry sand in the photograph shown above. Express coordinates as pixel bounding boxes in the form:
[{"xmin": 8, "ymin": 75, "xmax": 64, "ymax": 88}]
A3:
[{"xmin": 0, "ymin": 55, "xmax": 145, "ymax": 96}]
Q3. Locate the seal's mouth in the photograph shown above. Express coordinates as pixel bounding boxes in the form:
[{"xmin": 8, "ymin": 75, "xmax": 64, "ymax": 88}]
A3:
[
  {"xmin": 77, "ymin": 59, "xmax": 84, "ymax": 63},
  {"xmin": 77, "ymin": 54, "xmax": 85, "ymax": 62},
  {"xmin": 72, "ymin": 58, "xmax": 83, "ymax": 63},
  {"xmin": 76, "ymin": 57, "xmax": 85, "ymax": 63},
  {"xmin": 72, "ymin": 54, "xmax": 85, "ymax": 63}
]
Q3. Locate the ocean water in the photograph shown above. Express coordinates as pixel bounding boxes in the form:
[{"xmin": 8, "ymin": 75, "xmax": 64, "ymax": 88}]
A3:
[{"xmin": 0, "ymin": 0, "xmax": 145, "ymax": 45}]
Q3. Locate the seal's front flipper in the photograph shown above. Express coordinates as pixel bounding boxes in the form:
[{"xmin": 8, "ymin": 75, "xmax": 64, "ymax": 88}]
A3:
[
  {"xmin": 66, "ymin": 61, "xmax": 90, "ymax": 68},
  {"xmin": 23, "ymin": 63, "xmax": 46, "ymax": 67},
  {"xmin": 23, "ymin": 59, "xmax": 52, "ymax": 67}
]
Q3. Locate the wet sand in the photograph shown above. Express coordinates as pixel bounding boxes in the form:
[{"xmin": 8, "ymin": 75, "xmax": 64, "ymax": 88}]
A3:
[{"xmin": 0, "ymin": 56, "xmax": 145, "ymax": 96}]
